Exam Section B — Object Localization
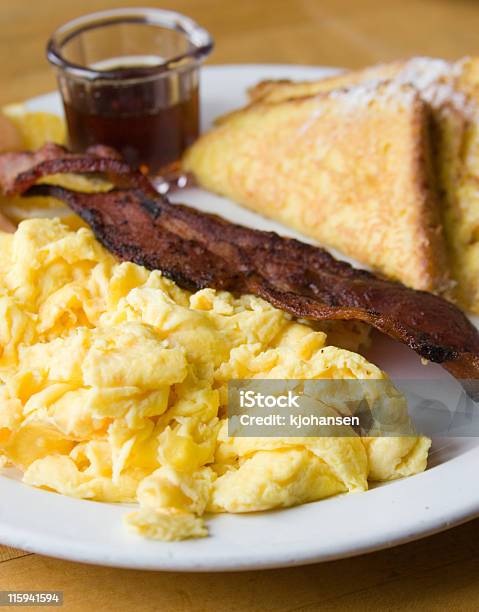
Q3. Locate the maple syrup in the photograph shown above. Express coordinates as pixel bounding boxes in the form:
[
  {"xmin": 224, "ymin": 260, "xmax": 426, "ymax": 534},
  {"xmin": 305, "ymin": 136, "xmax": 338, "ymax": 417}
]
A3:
[
  {"xmin": 47, "ymin": 9, "xmax": 213, "ymax": 175},
  {"xmin": 62, "ymin": 59, "xmax": 199, "ymax": 173}
]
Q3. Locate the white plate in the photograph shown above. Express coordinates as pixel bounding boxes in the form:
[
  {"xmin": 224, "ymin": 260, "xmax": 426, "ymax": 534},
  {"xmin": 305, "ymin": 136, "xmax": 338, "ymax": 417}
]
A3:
[{"xmin": 0, "ymin": 64, "xmax": 478, "ymax": 572}]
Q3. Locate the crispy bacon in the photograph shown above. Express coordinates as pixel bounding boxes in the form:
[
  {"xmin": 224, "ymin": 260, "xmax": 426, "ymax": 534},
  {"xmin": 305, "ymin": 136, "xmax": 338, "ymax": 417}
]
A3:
[
  {"xmin": 0, "ymin": 142, "xmax": 155, "ymax": 196},
  {"xmin": 1, "ymin": 145, "xmax": 479, "ymax": 391},
  {"xmin": 26, "ymin": 183, "xmax": 479, "ymax": 393}
]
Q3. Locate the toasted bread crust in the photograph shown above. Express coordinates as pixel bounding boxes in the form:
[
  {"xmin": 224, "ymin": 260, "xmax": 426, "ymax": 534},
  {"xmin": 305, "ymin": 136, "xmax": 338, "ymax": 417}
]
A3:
[
  {"xmin": 184, "ymin": 82, "xmax": 449, "ymax": 294},
  {"xmin": 248, "ymin": 62, "xmax": 406, "ymax": 104}
]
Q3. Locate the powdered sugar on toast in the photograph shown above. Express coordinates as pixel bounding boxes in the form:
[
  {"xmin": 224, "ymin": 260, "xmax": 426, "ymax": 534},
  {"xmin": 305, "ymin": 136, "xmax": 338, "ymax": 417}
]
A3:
[
  {"xmin": 328, "ymin": 80, "xmax": 418, "ymax": 112},
  {"xmin": 306, "ymin": 57, "xmax": 476, "ymax": 119},
  {"xmin": 394, "ymin": 57, "xmax": 475, "ymax": 117}
]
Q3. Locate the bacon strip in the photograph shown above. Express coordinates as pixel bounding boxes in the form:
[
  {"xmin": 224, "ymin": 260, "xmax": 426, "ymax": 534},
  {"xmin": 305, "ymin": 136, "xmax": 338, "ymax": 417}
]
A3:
[
  {"xmin": 0, "ymin": 142, "xmax": 156, "ymax": 196},
  {"xmin": 26, "ymin": 183, "xmax": 479, "ymax": 393}
]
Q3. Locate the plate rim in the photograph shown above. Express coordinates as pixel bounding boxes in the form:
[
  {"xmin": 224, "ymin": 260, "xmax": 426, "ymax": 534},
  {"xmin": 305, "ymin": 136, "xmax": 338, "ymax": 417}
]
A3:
[{"xmin": 1, "ymin": 445, "xmax": 478, "ymax": 571}]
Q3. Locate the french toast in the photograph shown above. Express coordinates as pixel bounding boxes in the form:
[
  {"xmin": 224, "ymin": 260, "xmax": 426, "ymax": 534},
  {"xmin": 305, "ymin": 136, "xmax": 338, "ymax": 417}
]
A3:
[
  {"xmin": 183, "ymin": 81, "xmax": 449, "ymax": 294},
  {"xmin": 245, "ymin": 57, "xmax": 479, "ymax": 313}
]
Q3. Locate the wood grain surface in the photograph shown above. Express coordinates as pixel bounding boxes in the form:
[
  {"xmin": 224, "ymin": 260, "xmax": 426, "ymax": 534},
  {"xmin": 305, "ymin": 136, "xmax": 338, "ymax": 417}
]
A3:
[{"xmin": 0, "ymin": 0, "xmax": 479, "ymax": 609}]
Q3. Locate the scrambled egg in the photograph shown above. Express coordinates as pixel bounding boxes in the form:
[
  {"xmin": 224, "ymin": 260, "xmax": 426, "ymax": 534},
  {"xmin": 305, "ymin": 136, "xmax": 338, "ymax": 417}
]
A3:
[{"xmin": 0, "ymin": 219, "xmax": 431, "ymax": 540}]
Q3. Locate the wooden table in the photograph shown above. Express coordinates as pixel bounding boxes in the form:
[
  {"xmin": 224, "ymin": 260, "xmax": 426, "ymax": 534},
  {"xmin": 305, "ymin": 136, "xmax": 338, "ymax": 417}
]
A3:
[{"xmin": 1, "ymin": 0, "xmax": 479, "ymax": 609}]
